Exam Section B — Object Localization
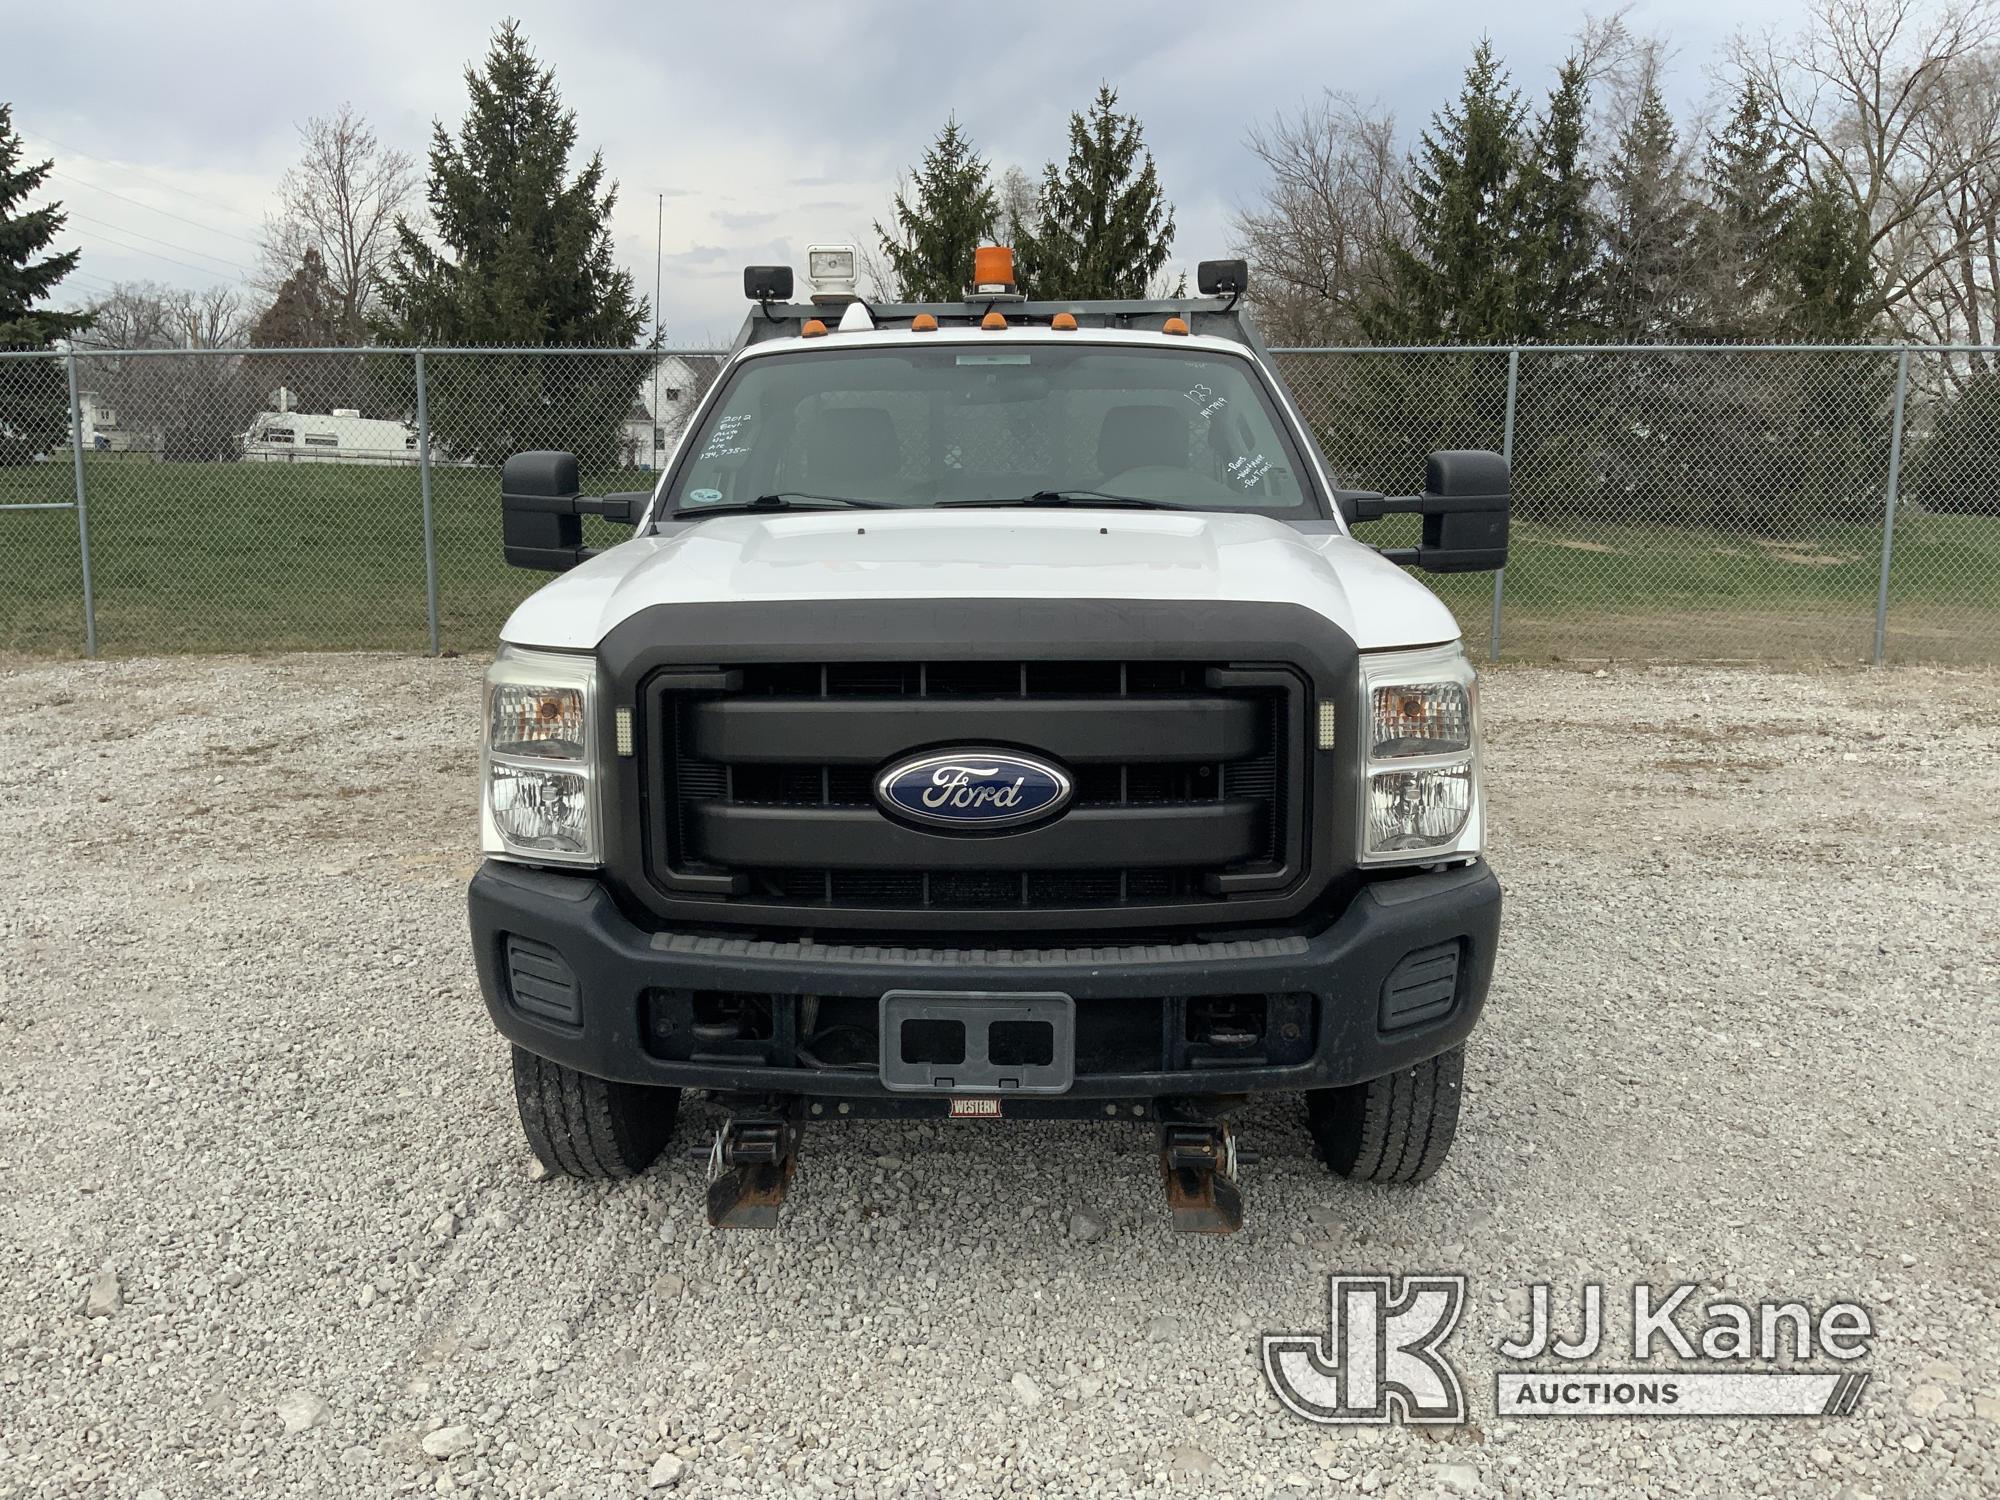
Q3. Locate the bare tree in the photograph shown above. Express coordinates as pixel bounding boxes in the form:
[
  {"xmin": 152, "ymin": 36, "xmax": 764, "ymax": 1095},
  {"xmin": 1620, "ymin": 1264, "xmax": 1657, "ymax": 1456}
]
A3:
[
  {"xmin": 1731, "ymin": 0, "xmax": 2000, "ymax": 326},
  {"xmin": 1230, "ymin": 94, "xmax": 1407, "ymax": 344},
  {"xmin": 998, "ymin": 164, "xmax": 1040, "ymax": 240},
  {"xmin": 78, "ymin": 280, "xmax": 179, "ymax": 351},
  {"xmin": 1906, "ymin": 47, "xmax": 2000, "ymax": 353},
  {"xmin": 258, "ymin": 104, "xmax": 415, "ymax": 339},
  {"xmin": 180, "ymin": 283, "xmax": 254, "ymax": 348},
  {"xmin": 78, "ymin": 281, "xmax": 252, "ymax": 350},
  {"xmin": 76, "ymin": 281, "xmax": 259, "ymax": 459},
  {"xmin": 1573, "ymin": 13, "xmax": 1712, "ymax": 180}
]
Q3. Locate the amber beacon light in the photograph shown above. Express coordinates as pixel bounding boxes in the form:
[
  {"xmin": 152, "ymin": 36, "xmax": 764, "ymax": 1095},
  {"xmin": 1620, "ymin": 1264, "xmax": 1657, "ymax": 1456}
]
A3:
[{"xmin": 972, "ymin": 245, "xmax": 1017, "ymax": 294}]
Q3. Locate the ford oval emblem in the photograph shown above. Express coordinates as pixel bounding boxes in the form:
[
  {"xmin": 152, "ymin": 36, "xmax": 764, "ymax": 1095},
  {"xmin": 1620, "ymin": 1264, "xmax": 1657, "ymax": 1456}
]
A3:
[{"xmin": 875, "ymin": 749, "xmax": 1073, "ymax": 831}]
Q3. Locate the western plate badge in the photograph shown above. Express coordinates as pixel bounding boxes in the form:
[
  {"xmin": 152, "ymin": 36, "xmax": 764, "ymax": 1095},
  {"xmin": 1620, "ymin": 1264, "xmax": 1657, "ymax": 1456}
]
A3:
[{"xmin": 875, "ymin": 749, "xmax": 1073, "ymax": 831}]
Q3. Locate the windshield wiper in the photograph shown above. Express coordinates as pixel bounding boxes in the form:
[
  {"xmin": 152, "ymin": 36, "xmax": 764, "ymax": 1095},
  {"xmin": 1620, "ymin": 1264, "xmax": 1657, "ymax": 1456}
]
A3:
[
  {"xmin": 935, "ymin": 490, "xmax": 1196, "ymax": 511},
  {"xmin": 674, "ymin": 492, "xmax": 890, "ymax": 517}
]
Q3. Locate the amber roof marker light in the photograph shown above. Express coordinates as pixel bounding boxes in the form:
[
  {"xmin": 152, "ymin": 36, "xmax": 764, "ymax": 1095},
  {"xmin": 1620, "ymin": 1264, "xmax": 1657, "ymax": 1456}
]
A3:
[
  {"xmin": 1162, "ymin": 315, "xmax": 1190, "ymax": 336},
  {"xmin": 980, "ymin": 311, "xmax": 1008, "ymax": 331},
  {"xmin": 1050, "ymin": 312, "xmax": 1079, "ymax": 331},
  {"xmin": 910, "ymin": 313, "xmax": 939, "ymax": 332},
  {"xmin": 801, "ymin": 318, "xmax": 828, "ymax": 338}
]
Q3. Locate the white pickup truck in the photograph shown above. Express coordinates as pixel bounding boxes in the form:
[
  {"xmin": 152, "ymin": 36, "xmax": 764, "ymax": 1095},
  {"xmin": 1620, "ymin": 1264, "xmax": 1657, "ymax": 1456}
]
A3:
[{"xmin": 469, "ymin": 248, "xmax": 1507, "ymax": 1232}]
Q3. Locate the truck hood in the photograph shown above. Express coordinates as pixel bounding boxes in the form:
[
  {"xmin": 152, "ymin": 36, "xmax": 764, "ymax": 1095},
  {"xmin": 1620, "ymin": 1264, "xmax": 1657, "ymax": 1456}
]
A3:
[{"xmin": 500, "ymin": 509, "xmax": 1461, "ymax": 653}]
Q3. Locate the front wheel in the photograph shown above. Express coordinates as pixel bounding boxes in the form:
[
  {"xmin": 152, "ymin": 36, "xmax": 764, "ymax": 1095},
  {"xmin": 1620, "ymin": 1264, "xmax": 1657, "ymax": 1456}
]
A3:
[
  {"xmin": 1305, "ymin": 1045, "xmax": 1464, "ymax": 1184},
  {"xmin": 511, "ymin": 1046, "xmax": 680, "ymax": 1179}
]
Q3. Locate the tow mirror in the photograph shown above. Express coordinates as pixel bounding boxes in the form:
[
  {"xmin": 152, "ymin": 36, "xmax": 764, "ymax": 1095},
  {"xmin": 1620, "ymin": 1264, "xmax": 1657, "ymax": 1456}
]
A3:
[
  {"xmin": 500, "ymin": 450, "xmax": 643, "ymax": 571},
  {"xmin": 1342, "ymin": 449, "xmax": 1509, "ymax": 573}
]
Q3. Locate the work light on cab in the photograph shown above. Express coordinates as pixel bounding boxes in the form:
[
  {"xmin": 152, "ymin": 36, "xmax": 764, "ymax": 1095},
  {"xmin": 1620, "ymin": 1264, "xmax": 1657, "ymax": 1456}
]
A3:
[{"xmin": 805, "ymin": 244, "xmax": 859, "ymax": 304}]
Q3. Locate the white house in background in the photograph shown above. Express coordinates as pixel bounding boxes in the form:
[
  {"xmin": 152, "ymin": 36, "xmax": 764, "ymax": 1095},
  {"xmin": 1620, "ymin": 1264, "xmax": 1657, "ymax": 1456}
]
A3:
[
  {"xmin": 79, "ymin": 390, "xmax": 152, "ymax": 454},
  {"xmin": 620, "ymin": 353, "xmax": 712, "ymax": 469},
  {"xmin": 239, "ymin": 387, "xmax": 419, "ymax": 465}
]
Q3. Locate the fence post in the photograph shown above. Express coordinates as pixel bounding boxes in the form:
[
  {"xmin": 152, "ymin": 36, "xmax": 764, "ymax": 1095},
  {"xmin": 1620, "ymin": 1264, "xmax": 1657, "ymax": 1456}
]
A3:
[
  {"xmin": 63, "ymin": 348, "xmax": 97, "ymax": 658},
  {"xmin": 415, "ymin": 348, "xmax": 441, "ymax": 656},
  {"xmin": 1489, "ymin": 347, "xmax": 1520, "ymax": 663},
  {"xmin": 1872, "ymin": 348, "xmax": 1911, "ymax": 666}
]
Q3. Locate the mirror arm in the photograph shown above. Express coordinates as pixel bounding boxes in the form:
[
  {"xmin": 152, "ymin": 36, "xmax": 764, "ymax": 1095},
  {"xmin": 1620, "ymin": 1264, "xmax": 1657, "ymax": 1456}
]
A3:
[
  {"xmin": 511, "ymin": 491, "xmax": 639, "ymax": 523},
  {"xmin": 1334, "ymin": 488, "xmax": 1386, "ymax": 523},
  {"xmin": 1349, "ymin": 491, "xmax": 1439, "ymax": 521}
]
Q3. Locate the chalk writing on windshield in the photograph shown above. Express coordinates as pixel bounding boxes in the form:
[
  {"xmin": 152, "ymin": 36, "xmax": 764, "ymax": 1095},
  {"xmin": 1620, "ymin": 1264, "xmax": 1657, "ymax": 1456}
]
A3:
[
  {"xmin": 1183, "ymin": 383, "xmax": 1228, "ymax": 420},
  {"xmin": 699, "ymin": 413, "xmax": 752, "ymax": 461},
  {"xmin": 1227, "ymin": 452, "xmax": 1274, "ymax": 490}
]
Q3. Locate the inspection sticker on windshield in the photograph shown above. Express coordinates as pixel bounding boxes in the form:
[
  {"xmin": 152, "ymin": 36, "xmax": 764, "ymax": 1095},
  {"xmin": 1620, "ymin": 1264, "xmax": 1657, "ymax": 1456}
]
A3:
[{"xmin": 686, "ymin": 487, "xmax": 722, "ymax": 505}]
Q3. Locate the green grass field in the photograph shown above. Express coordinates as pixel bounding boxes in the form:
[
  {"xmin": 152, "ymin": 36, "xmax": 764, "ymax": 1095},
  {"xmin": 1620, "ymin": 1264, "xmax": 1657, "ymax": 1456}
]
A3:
[{"xmin": 3, "ymin": 457, "xmax": 1995, "ymax": 662}]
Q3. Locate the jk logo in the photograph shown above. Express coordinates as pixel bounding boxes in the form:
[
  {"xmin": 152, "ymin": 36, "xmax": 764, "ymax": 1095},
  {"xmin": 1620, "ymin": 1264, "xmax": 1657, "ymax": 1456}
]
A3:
[{"xmin": 1263, "ymin": 1275, "xmax": 1468, "ymax": 1425}]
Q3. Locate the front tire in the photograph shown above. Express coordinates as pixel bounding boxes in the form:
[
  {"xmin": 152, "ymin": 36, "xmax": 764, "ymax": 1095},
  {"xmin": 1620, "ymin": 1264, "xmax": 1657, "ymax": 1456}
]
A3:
[
  {"xmin": 511, "ymin": 1046, "xmax": 680, "ymax": 1179},
  {"xmin": 1306, "ymin": 1045, "xmax": 1463, "ymax": 1184}
]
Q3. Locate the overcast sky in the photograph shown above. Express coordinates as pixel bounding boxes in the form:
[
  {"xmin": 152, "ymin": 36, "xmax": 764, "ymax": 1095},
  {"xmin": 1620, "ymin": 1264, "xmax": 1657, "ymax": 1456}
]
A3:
[{"xmin": 14, "ymin": 0, "xmax": 1814, "ymax": 344}]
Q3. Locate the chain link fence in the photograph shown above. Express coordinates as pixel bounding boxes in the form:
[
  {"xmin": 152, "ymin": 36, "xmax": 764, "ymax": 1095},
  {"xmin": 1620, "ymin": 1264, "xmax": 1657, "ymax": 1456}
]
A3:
[
  {"xmin": 2, "ymin": 343, "xmax": 1994, "ymax": 663},
  {"xmin": 1274, "ymin": 344, "xmax": 2000, "ymax": 664}
]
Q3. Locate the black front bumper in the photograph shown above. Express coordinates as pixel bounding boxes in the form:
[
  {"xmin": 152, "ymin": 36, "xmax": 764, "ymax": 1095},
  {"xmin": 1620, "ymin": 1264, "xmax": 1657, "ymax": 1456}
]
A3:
[{"xmin": 470, "ymin": 860, "xmax": 1501, "ymax": 1102}]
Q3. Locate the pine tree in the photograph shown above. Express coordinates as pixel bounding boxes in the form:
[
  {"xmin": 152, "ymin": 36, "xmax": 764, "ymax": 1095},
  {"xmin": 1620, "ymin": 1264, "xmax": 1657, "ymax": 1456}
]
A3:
[
  {"xmin": 1779, "ymin": 175, "xmax": 1875, "ymax": 339},
  {"xmin": 1012, "ymin": 85, "xmax": 1175, "ymax": 300},
  {"xmin": 875, "ymin": 118, "xmax": 998, "ymax": 301},
  {"xmin": 0, "ymin": 103, "xmax": 91, "ymax": 464},
  {"xmin": 377, "ymin": 22, "xmax": 644, "ymax": 347},
  {"xmin": 251, "ymin": 247, "xmax": 340, "ymax": 348},
  {"xmin": 1513, "ymin": 56, "xmax": 1599, "ymax": 340},
  {"xmin": 1905, "ymin": 369, "xmax": 2000, "ymax": 514},
  {"xmin": 249, "ymin": 247, "xmax": 363, "ymax": 414},
  {"xmin": 1595, "ymin": 81, "xmax": 1700, "ymax": 340},
  {"xmin": 1363, "ymin": 41, "xmax": 1529, "ymax": 342},
  {"xmin": 1692, "ymin": 82, "xmax": 1797, "ymax": 338},
  {"xmin": 374, "ymin": 23, "xmax": 648, "ymax": 468}
]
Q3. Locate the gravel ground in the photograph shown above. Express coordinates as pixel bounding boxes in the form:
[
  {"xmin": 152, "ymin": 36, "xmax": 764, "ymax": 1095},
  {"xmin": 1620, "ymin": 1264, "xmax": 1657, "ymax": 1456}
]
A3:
[{"xmin": 0, "ymin": 654, "xmax": 1996, "ymax": 1500}]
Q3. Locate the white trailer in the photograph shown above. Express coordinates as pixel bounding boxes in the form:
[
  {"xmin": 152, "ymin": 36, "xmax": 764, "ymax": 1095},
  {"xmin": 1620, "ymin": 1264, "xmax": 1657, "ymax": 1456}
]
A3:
[{"xmin": 240, "ymin": 407, "xmax": 419, "ymax": 465}]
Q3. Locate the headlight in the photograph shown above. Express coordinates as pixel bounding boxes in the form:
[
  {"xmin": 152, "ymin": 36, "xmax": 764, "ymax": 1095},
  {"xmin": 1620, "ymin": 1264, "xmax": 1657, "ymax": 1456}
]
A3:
[
  {"xmin": 482, "ymin": 647, "xmax": 600, "ymax": 865},
  {"xmin": 1356, "ymin": 643, "xmax": 1481, "ymax": 864}
]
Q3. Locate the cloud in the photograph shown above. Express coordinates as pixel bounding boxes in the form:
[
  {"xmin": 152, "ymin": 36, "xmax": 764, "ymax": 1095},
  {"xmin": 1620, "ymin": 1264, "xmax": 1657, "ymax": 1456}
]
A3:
[
  {"xmin": 665, "ymin": 244, "xmax": 735, "ymax": 267},
  {"xmin": 713, "ymin": 208, "xmax": 782, "ymax": 232}
]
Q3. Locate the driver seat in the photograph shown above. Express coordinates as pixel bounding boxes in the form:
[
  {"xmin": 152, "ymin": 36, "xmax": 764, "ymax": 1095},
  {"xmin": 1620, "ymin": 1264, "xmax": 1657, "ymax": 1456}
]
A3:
[
  {"xmin": 1096, "ymin": 404, "xmax": 1189, "ymax": 481},
  {"xmin": 804, "ymin": 406, "xmax": 900, "ymax": 494}
]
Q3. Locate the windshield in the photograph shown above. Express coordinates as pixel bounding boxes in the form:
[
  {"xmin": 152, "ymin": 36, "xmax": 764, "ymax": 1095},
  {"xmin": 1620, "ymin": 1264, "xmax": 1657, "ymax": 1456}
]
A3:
[{"xmin": 661, "ymin": 343, "xmax": 1322, "ymax": 519}]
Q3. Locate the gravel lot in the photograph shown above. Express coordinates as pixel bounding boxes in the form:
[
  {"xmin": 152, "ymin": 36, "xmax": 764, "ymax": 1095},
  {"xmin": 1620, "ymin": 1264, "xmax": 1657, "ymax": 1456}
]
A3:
[{"xmin": 1, "ymin": 654, "xmax": 1995, "ymax": 1500}]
